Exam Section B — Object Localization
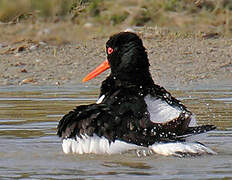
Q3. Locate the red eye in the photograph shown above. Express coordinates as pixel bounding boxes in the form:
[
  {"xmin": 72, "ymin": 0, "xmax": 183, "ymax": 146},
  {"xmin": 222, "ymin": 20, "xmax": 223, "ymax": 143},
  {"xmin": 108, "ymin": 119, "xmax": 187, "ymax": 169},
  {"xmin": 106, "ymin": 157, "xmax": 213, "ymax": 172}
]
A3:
[{"xmin": 107, "ymin": 47, "xmax": 114, "ymax": 55}]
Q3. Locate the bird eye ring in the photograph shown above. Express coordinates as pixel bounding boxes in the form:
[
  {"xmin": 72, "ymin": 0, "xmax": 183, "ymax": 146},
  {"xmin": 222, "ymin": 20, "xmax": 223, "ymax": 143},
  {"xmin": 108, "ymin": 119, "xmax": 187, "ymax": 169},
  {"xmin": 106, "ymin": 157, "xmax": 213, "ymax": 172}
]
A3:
[{"xmin": 107, "ymin": 47, "xmax": 114, "ymax": 55}]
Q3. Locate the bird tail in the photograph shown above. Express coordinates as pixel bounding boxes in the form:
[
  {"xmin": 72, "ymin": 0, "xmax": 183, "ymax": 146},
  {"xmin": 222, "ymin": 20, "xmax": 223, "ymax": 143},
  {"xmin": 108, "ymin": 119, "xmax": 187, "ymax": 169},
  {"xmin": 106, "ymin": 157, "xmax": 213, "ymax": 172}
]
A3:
[
  {"xmin": 185, "ymin": 125, "xmax": 216, "ymax": 135},
  {"xmin": 148, "ymin": 125, "xmax": 217, "ymax": 157},
  {"xmin": 172, "ymin": 125, "xmax": 216, "ymax": 140}
]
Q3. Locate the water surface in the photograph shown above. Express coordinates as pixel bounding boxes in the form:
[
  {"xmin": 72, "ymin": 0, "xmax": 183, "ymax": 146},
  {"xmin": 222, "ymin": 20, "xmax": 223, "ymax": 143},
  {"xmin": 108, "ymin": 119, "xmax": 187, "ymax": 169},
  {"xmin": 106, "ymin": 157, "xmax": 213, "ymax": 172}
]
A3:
[{"xmin": 0, "ymin": 85, "xmax": 231, "ymax": 179}]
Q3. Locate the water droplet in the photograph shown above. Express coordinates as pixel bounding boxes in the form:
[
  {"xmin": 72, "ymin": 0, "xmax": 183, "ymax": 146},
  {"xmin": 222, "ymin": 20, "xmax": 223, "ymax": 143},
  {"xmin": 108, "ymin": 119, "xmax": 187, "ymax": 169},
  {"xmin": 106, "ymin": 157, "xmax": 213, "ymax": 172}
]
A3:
[{"xmin": 151, "ymin": 129, "xmax": 156, "ymax": 135}]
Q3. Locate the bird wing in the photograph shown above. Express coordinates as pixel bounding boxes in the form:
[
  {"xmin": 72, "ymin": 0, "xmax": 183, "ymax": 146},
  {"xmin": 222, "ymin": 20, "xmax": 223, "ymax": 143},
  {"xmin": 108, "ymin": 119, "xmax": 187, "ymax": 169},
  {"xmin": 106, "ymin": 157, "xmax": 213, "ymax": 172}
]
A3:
[
  {"xmin": 57, "ymin": 86, "xmax": 216, "ymax": 147},
  {"xmin": 57, "ymin": 103, "xmax": 118, "ymax": 142}
]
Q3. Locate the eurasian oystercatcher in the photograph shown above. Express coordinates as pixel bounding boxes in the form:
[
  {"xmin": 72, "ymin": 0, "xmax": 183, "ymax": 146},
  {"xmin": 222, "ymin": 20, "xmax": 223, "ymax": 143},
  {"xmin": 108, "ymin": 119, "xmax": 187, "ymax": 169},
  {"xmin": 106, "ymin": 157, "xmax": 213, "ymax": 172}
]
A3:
[{"xmin": 57, "ymin": 32, "xmax": 216, "ymax": 157}]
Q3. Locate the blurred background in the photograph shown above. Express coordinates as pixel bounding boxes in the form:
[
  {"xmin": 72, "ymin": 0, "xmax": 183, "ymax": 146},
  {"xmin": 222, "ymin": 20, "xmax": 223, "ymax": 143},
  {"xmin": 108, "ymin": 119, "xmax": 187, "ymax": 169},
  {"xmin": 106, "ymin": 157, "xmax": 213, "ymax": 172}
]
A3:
[{"xmin": 0, "ymin": 0, "xmax": 232, "ymax": 44}]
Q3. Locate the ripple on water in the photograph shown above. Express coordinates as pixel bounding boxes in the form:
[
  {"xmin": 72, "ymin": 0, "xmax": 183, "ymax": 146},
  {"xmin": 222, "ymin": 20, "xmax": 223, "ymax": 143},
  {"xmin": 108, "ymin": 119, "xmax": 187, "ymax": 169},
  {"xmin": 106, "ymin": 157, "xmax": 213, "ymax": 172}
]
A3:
[{"xmin": 0, "ymin": 85, "xmax": 231, "ymax": 179}]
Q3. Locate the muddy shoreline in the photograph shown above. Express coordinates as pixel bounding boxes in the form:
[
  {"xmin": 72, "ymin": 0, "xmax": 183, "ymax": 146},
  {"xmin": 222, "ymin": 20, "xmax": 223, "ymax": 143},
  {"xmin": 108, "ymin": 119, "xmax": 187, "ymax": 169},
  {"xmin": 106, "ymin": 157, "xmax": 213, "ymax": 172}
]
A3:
[{"xmin": 0, "ymin": 30, "xmax": 232, "ymax": 89}]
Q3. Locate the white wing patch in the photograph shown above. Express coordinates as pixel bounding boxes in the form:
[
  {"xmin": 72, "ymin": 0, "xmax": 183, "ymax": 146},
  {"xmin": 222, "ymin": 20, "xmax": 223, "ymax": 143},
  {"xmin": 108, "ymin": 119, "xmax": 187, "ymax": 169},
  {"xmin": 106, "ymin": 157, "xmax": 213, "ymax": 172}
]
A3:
[
  {"xmin": 144, "ymin": 95, "xmax": 181, "ymax": 123},
  {"xmin": 96, "ymin": 95, "xmax": 105, "ymax": 104},
  {"xmin": 62, "ymin": 134, "xmax": 139, "ymax": 154}
]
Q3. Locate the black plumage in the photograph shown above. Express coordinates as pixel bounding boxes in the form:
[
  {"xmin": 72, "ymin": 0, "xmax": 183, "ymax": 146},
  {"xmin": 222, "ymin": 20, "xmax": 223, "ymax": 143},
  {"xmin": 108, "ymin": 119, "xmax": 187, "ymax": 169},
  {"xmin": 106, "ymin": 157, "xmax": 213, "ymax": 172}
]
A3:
[{"xmin": 57, "ymin": 32, "xmax": 216, "ymax": 150}]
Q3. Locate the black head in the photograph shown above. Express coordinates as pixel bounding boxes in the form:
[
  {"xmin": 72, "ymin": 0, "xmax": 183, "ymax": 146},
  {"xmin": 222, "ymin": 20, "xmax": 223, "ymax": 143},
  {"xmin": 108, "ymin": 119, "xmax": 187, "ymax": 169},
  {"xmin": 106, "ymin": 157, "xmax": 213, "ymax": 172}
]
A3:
[
  {"xmin": 82, "ymin": 32, "xmax": 153, "ymax": 86},
  {"xmin": 105, "ymin": 32, "xmax": 151, "ymax": 84}
]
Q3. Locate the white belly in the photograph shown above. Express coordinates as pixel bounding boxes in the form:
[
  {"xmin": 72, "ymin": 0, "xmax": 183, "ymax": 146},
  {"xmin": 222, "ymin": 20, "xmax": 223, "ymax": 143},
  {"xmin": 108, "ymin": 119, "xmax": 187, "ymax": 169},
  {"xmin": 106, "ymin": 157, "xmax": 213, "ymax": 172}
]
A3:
[
  {"xmin": 149, "ymin": 142, "xmax": 216, "ymax": 157},
  {"xmin": 62, "ymin": 134, "xmax": 139, "ymax": 154},
  {"xmin": 62, "ymin": 135, "xmax": 216, "ymax": 156}
]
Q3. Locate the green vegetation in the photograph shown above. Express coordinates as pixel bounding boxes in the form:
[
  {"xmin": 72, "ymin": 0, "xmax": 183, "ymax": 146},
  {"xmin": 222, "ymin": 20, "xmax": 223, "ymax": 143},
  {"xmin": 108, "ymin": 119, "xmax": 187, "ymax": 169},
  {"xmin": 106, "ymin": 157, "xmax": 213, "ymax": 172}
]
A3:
[
  {"xmin": 0, "ymin": 0, "xmax": 232, "ymax": 36},
  {"xmin": 110, "ymin": 12, "xmax": 129, "ymax": 25}
]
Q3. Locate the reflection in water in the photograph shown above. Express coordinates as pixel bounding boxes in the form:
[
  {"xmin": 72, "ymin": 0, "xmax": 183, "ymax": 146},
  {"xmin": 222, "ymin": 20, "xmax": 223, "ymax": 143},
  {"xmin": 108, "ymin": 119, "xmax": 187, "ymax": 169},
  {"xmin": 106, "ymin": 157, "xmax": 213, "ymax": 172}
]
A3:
[{"xmin": 0, "ymin": 85, "xmax": 231, "ymax": 179}]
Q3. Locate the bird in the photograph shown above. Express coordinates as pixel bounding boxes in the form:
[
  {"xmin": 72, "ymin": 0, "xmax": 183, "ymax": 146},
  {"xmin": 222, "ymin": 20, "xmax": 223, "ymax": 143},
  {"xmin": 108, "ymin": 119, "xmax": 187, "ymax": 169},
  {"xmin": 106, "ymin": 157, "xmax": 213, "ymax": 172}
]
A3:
[{"xmin": 57, "ymin": 32, "xmax": 216, "ymax": 157}]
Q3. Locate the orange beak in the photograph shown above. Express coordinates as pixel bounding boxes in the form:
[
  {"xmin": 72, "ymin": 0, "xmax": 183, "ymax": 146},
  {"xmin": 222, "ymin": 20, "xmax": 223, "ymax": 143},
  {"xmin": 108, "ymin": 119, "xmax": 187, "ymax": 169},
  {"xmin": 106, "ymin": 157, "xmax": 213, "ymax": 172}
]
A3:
[{"xmin": 82, "ymin": 60, "xmax": 110, "ymax": 82}]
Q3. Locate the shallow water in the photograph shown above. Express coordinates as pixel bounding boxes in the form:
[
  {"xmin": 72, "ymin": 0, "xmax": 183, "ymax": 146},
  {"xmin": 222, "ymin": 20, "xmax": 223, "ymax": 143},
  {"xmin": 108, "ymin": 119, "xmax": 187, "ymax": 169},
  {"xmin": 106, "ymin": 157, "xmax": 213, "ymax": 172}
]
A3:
[{"xmin": 0, "ymin": 85, "xmax": 231, "ymax": 179}]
